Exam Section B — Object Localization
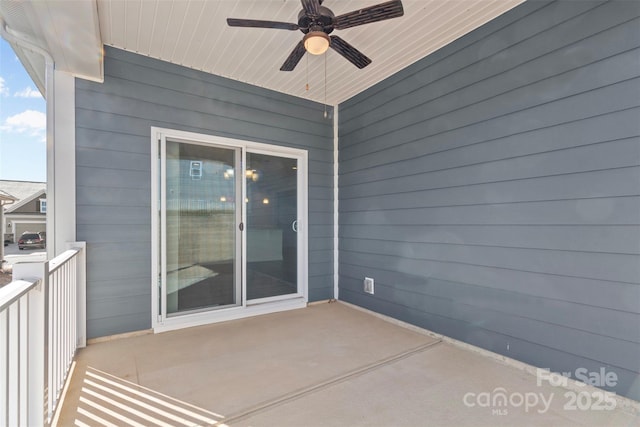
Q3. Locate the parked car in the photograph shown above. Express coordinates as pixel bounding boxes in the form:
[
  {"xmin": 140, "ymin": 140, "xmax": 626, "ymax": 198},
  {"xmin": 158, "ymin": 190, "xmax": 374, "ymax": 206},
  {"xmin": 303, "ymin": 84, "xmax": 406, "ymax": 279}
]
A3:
[{"xmin": 18, "ymin": 232, "xmax": 46, "ymax": 250}]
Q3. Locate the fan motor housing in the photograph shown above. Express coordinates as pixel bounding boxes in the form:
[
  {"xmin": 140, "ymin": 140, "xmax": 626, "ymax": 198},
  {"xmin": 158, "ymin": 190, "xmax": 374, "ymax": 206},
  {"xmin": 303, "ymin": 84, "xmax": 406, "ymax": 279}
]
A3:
[{"xmin": 298, "ymin": 6, "xmax": 335, "ymax": 34}]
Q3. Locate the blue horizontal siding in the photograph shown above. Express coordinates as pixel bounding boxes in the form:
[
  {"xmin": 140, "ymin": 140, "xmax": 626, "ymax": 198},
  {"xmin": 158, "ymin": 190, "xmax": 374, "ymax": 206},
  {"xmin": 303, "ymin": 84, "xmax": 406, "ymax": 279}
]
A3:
[{"xmin": 338, "ymin": 0, "xmax": 640, "ymax": 400}]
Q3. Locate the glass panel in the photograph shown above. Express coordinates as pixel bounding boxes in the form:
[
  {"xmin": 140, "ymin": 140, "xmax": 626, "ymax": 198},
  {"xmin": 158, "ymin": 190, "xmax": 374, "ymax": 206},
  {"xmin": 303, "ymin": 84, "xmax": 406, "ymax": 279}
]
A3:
[
  {"xmin": 165, "ymin": 140, "xmax": 239, "ymax": 314},
  {"xmin": 246, "ymin": 153, "xmax": 298, "ymax": 300}
]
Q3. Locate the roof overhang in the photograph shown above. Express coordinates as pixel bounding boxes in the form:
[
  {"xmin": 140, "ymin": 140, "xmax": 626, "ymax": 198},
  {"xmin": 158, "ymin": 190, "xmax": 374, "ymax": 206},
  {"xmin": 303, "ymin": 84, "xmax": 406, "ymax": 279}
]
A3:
[{"xmin": 0, "ymin": 0, "xmax": 103, "ymax": 95}]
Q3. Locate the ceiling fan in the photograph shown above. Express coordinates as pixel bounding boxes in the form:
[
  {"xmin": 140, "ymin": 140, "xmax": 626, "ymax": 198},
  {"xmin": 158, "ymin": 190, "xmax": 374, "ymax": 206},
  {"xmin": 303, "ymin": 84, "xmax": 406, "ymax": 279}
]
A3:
[{"xmin": 227, "ymin": 0, "xmax": 404, "ymax": 71}]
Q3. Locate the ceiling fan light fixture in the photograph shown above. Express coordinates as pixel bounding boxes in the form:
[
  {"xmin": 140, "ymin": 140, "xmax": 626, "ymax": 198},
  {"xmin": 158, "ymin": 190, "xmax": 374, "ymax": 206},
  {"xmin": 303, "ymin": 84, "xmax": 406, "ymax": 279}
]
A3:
[
  {"xmin": 228, "ymin": 0, "xmax": 404, "ymax": 70},
  {"xmin": 303, "ymin": 31, "xmax": 330, "ymax": 55}
]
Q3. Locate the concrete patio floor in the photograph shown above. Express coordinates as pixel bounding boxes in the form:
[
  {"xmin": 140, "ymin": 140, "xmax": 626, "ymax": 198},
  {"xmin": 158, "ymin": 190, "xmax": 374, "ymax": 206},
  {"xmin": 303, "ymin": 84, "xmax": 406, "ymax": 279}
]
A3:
[{"xmin": 56, "ymin": 302, "xmax": 639, "ymax": 426}]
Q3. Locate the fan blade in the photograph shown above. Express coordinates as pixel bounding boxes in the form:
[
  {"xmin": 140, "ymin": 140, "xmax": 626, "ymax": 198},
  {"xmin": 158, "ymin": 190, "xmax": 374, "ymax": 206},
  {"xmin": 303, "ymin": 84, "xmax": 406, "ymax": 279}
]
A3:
[
  {"xmin": 334, "ymin": 0, "xmax": 404, "ymax": 30},
  {"xmin": 301, "ymin": 0, "xmax": 321, "ymax": 16},
  {"xmin": 280, "ymin": 41, "xmax": 307, "ymax": 71},
  {"xmin": 227, "ymin": 18, "xmax": 299, "ymax": 30},
  {"xmin": 330, "ymin": 35, "xmax": 372, "ymax": 69}
]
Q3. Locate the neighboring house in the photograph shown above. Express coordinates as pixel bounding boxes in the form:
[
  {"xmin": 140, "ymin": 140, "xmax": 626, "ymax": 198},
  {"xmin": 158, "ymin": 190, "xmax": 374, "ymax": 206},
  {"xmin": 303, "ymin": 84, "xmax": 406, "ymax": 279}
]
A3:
[
  {"xmin": 0, "ymin": 0, "xmax": 638, "ymax": 401},
  {"xmin": 0, "ymin": 180, "xmax": 46, "ymax": 243}
]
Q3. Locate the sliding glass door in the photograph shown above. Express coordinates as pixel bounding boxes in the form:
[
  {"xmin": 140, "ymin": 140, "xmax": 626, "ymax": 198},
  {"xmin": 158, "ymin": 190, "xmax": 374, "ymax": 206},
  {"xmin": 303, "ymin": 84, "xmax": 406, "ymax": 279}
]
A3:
[
  {"xmin": 164, "ymin": 140, "xmax": 242, "ymax": 315},
  {"xmin": 153, "ymin": 129, "xmax": 307, "ymax": 328},
  {"xmin": 246, "ymin": 152, "xmax": 298, "ymax": 301}
]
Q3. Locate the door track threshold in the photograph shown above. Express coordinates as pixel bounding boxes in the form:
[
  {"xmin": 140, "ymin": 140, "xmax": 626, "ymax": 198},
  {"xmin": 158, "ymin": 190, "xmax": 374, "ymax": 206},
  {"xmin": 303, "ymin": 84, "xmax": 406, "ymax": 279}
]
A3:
[{"xmin": 218, "ymin": 339, "xmax": 443, "ymax": 425}]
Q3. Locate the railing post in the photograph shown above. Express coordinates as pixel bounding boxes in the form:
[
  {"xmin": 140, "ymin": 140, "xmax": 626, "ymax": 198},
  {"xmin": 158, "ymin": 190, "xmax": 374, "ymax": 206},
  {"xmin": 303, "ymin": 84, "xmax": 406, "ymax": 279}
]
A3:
[
  {"xmin": 13, "ymin": 261, "xmax": 49, "ymax": 426},
  {"xmin": 67, "ymin": 242, "xmax": 86, "ymax": 348}
]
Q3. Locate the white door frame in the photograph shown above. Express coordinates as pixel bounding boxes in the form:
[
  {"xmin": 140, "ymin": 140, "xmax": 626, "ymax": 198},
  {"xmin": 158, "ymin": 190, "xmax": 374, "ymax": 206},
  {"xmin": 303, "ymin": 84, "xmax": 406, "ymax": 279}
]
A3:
[{"xmin": 151, "ymin": 127, "xmax": 308, "ymax": 333}]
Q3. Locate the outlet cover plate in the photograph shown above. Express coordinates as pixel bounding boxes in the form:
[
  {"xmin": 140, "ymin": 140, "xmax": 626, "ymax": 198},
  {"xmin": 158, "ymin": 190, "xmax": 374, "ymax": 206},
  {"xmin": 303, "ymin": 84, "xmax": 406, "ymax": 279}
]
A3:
[{"xmin": 364, "ymin": 277, "xmax": 374, "ymax": 294}]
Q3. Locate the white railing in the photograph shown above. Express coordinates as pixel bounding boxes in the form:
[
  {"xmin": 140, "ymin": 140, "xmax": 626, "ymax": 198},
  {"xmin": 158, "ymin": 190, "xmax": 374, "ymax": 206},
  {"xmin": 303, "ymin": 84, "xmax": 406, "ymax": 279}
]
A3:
[
  {"xmin": 0, "ymin": 242, "xmax": 86, "ymax": 426},
  {"xmin": 47, "ymin": 243, "xmax": 87, "ymax": 421}
]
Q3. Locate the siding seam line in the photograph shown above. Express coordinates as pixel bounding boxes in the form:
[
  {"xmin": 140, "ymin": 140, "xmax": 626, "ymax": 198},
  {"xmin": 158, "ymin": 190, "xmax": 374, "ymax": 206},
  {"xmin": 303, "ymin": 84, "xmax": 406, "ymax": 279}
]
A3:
[
  {"xmin": 340, "ymin": 194, "xmax": 640, "ymax": 211},
  {"xmin": 339, "ymin": 271, "xmax": 640, "ymax": 317},
  {"xmin": 339, "ymin": 105, "xmax": 640, "ymax": 169},
  {"xmin": 340, "ymin": 237, "xmax": 640, "ymax": 256},
  {"xmin": 102, "ymin": 47, "xmax": 328, "ymax": 111},
  {"xmin": 340, "ymin": 146, "xmax": 640, "ymax": 189},
  {"xmin": 339, "ymin": 275, "xmax": 640, "ymax": 344},
  {"xmin": 338, "ymin": 256, "xmax": 640, "ymax": 286},
  {"xmin": 339, "ymin": 0, "xmax": 566, "ymax": 112},
  {"xmin": 341, "ymin": 21, "xmax": 639, "ymax": 131},
  {"xmin": 340, "ymin": 75, "xmax": 640, "ymax": 159}
]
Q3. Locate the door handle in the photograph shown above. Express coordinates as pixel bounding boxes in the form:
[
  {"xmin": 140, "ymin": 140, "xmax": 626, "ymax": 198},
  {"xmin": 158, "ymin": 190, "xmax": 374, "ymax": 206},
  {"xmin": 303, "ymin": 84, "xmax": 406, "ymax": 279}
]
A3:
[{"xmin": 292, "ymin": 220, "xmax": 298, "ymax": 233}]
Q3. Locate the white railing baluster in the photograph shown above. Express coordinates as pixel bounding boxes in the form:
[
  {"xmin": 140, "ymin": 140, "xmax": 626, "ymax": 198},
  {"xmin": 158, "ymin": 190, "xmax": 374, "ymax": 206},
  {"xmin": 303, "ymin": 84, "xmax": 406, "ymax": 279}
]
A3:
[
  {"xmin": 71, "ymin": 256, "xmax": 77, "ymax": 364},
  {"xmin": 47, "ymin": 269, "xmax": 54, "ymax": 421},
  {"xmin": 28, "ymin": 272, "xmax": 45, "ymax": 427},
  {"xmin": 2, "ymin": 308, "xmax": 9, "ymax": 426},
  {"xmin": 19, "ymin": 297, "xmax": 28, "ymax": 425},
  {"xmin": 54, "ymin": 267, "xmax": 59, "ymax": 403},
  {"xmin": 1, "ymin": 309, "xmax": 7, "ymax": 426},
  {"xmin": 8, "ymin": 304, "xmax": 18, "ymax": 427}
]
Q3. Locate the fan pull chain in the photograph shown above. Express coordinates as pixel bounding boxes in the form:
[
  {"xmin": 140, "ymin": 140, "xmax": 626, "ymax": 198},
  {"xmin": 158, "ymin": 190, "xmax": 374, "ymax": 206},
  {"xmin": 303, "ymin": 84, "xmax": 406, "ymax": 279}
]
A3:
[
  {"xmin": 305, "ymin": 52, "xmax": 309, "ymax": 92},
  {"xmin": 324, "ymin": 53, "xmax": 327, "ymax": 119}
]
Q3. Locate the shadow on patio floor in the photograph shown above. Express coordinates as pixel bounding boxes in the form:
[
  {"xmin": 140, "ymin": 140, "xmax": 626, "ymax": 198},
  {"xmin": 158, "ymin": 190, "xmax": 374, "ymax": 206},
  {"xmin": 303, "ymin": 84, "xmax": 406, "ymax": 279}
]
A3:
[{"xmin": 71, "ymin": 367, "xmax": 223, "ymax": 426}]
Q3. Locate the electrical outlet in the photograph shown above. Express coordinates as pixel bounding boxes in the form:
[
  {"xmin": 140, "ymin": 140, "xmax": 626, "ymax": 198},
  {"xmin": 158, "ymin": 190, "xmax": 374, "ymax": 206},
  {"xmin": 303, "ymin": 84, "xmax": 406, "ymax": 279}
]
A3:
[{"xmin": 364, "ymin": 277, "xmax": 374, "ymax": 294}]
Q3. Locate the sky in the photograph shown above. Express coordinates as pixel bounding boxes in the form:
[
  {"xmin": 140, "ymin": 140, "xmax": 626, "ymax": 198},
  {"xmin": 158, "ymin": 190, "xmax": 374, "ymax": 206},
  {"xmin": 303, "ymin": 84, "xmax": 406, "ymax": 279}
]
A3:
[{"xmin": 0, "ymin": 37, "xmax": 46, "ymax": 183}]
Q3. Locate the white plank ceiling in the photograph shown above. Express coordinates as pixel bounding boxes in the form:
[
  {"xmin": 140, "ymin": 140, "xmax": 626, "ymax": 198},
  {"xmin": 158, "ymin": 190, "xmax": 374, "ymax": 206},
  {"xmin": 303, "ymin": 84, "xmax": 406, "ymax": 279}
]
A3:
[{"xmin": 98, "ymin": 0, "xmax": 524, "ymax": 106}]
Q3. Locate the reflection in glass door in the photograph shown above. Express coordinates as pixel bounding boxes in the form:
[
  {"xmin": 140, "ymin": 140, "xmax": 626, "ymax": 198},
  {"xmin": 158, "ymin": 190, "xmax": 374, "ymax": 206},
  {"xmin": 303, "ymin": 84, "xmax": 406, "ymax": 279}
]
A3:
[
  {"xmin": 164, "ymin": 140, "xmax": 241, "ymax": 315},
  {"xmin": 246, "ymin": 153, "xmax": 298, "ymax": 301}
]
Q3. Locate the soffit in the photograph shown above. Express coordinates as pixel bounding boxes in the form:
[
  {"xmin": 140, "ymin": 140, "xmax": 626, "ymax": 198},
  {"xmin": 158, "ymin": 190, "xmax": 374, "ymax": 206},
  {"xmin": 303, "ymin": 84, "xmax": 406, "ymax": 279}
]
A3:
[
  {"xmin": 0, "ymin": 0, "xmax": 103, "ymax": 92},
  {"xmin": 1, "ymin": 1, "xmax": 523, "ymax": 105},
  {"xmin": 98, "ymin": 0, "xmax": 524, "ymax": 105}
]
